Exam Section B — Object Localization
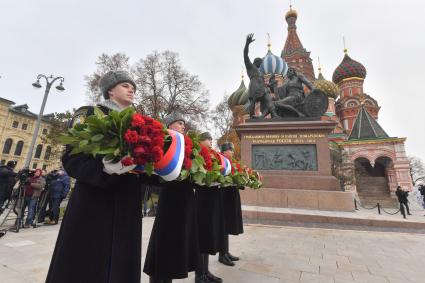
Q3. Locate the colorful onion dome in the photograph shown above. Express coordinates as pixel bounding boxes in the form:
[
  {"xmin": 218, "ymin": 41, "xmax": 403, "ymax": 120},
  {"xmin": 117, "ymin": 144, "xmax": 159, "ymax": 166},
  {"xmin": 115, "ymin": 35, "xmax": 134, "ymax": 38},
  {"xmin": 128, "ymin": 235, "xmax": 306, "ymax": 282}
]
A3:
[
  {"xmin": 285, "ymin": 6, "xmax": 298, "ymax": 20},
  {"xmin": 314, "ymin": 70, "xmax": 340, "ymax": 99},
  {"xmin": 332, "ymin": 51, "xmax": 367, "ymax": 84},
  {"xmin": 259, "ymin": 50, "xmax": 288, "ymax": 76},
  {"xmin": 237, "ymin": 88, "xmax": 249, "ymax": 105},
  {"xmin": 228, "ymin": 79, "xmax": 247, "ymax": 107}
]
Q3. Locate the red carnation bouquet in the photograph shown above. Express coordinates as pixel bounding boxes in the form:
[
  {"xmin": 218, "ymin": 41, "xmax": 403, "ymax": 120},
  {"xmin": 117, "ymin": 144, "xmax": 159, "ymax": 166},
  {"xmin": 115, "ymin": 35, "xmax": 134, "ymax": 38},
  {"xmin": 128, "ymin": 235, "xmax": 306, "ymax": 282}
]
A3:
[
  {"xmin": 59, "ymin": 107, "xmax": 168, "ymax": 175},
  {"xmin": 122, "ymin": 113, "xmax": 166, "ymax": 169}
]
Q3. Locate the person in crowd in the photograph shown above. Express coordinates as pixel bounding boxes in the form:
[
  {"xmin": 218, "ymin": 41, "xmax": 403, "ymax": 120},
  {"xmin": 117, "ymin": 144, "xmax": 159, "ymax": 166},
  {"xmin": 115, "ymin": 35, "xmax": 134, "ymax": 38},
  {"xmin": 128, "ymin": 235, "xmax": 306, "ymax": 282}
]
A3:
[
  {"xmin": 46, "ymin": 71, "xmax": 147, "ymax": 283},
  {"xmin": 396, "ymin": 186, "xmax": 411, "ymax": 219},
  {"xmin": 144, "ymin": 112, "xmax": 200, "ymax": 283},
  {"xmin": 219, "ymin": 142, "xmax": 243, "ymax": 266},
  {"xmin": 0, "ymin": 161, "xmax": 17, "ymax": 214},
  {"xmin": 45, "ymin": 169, "xmax": 70, "ymax": 225},
  {"xmin": 418, "ymin": 184, "xmax": 425, "ymax": 216},
  {"xmin": 22, "ymin": 169, "xmax": 46, "ymax": 228},
  {"xmin": 194, "ymin": 132, "xmax": 224, "ymax": 283},
  {"xmin": 37, "ymin": 169, "xmax": 57, "ymax": 223}
]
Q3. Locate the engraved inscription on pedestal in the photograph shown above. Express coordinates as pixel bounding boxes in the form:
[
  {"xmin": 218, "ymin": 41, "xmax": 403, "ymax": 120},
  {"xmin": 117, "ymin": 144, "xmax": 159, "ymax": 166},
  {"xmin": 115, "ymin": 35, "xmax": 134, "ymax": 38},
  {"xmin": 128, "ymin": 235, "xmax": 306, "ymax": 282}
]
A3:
[{"xmin": 252, "ymin": 145, "xmax": 318, "ymax": 171}]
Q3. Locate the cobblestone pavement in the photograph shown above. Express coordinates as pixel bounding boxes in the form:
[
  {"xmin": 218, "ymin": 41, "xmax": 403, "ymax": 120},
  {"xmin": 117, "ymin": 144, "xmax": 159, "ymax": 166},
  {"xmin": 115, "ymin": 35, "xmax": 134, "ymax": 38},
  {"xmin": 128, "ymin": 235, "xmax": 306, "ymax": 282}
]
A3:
[{"xmin": 1, "ymin": 217, "xmax": 424, "ymax": 283}]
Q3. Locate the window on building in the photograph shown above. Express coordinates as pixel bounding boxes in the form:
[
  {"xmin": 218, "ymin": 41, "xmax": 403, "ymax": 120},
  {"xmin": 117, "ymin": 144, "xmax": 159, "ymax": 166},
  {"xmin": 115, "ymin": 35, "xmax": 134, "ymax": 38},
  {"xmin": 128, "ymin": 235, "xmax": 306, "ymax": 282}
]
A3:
[
  {"xmin": 44, "ymin": 146, "xmax": 52, "ymax": 160},
  {"xmin": 34, "ymin": 144, "xmax": 43, "ymax": 159},
  {"xmin": 42, "ymin": 164, "xmax": 48, "ymax": 170},
  {"xmin": 12, "ymin": 121, "xmax": 19, "ymax": 128},
  {"xmin": 0, "ymin": 160, "xmax": 5, "ymax": 165},
  {"xmin": 2, "ymin": 138, "xmax": 13, "ymax": 154},
  {"xmin": 14, "ymin": 141, "xmax": 24, "ymax": 156},
  {"xmin": 42, "ymin": 128, "xmax": 48, "ymax": 135},
  {"xmin": 32, "ymin": 163, "xmax": 37, "ymax": 169},
  {"xmin": 22, "ymin": 123, "xmax": 28, "ymax": 130}
]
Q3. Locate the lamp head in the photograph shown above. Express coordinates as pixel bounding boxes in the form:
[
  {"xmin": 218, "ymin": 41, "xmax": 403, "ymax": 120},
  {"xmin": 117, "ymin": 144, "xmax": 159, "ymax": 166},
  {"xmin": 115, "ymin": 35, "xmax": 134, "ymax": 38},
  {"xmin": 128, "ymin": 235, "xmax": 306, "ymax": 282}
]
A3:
[
  {"xmin": 56, "ymin": 82, "xmax": 65, "ymax": 91},
  {"xmin": 32, "ymin": 80, "xmax": 42, "ymax": 88}
]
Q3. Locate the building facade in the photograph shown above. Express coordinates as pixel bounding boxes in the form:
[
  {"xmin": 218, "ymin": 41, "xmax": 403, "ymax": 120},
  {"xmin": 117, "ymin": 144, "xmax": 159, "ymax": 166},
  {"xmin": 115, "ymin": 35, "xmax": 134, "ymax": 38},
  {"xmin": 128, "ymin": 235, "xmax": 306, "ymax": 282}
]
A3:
[
  {"xmin": 0, "ymin": 97, "xmax": 60, "ymax": 171},
  {"xmin": 228, "ymin": 6, "xmax": 412, "ymax": 206}
]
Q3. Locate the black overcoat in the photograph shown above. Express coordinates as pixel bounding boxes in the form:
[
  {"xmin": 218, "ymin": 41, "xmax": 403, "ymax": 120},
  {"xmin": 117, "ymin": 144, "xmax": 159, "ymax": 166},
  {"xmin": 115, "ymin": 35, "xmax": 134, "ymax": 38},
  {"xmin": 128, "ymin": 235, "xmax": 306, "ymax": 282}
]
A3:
[
  {"xmin": 221, "ymin": 186, "xmax": 244, "ymax": 235},
  {"xmin": 46, "ymin": 105, "xmax": 145, "ymax": 283},
  {"xmin": 195, "ymin": 185, "xmax": 225, "ymax": 255},
  {"xmin": 143, "ymin": 181, "xmax": 199, "ymax": 280}
]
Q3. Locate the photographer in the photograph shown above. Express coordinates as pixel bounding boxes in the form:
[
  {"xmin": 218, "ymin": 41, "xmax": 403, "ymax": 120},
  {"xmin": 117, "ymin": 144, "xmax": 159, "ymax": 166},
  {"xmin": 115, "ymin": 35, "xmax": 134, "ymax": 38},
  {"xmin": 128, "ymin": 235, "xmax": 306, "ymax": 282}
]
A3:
[
  {"xmin": 0, "ymin": 161, "xmax": 17, "ymax": 214},
  {"xmin": 38, "ymin": 169, "xmax": 58, "ymax": 223},
  {"xmin": 396, "ymin": 186, "xmax": 411, "ymax": 219},
  {"xmin": 22, "ymin": 169, "xmax": 46, "ymax": 228},
  {"xmin": 418, "ymin": 184, "xmax": 425, "ymax": 215},
  {"xmin": 45, "ymin": 169, "xmax": 70, "ymax": 225}
]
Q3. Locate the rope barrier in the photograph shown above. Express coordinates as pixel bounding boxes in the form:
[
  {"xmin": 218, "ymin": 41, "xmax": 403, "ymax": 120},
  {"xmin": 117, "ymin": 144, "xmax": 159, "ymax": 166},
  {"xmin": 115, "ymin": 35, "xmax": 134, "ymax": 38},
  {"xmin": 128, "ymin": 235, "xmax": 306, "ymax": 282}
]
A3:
[
  {"xmin": 381, "ymin": 207, "xmax": 401, "ymax": 215},
  {"xmin": 354, "ymin": 199, "xmax": 404, "ymax": 216}
]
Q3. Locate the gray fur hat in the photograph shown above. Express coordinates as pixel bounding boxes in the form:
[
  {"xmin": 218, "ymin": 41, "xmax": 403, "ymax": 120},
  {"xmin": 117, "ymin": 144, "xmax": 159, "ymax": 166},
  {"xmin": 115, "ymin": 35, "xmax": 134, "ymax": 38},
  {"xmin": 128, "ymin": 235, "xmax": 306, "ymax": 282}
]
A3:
[
  {"xmin": 99, "ymin": 70, "xmax": 136, "ymax": 99},
  {"xmin": 199, "ymin": 132, "xmax": 212, "ymax": 141},
  {"xmin": 220, "ymin": 142, "xmax": 235, "ymax": 153},
  {"xmin": 162, "ymin": 112, "xmax": 186, "ymax": 128}
]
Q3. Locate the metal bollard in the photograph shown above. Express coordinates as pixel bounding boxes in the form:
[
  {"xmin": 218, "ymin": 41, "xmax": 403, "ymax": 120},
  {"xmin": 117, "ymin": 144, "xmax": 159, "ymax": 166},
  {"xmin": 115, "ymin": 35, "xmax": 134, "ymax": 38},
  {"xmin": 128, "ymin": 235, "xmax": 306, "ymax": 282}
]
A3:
[{"xmin": 377, "ymin": 203, "xmax": 381, "ymax": 215}]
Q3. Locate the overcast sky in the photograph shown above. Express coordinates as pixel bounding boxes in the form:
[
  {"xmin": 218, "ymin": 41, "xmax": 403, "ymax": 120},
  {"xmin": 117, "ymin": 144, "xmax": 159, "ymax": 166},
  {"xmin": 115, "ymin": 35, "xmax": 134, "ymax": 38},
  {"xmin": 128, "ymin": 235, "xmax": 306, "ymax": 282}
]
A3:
[{"xmin": 1, "ymin": 0, "xmax": 424, "ymax": 160}]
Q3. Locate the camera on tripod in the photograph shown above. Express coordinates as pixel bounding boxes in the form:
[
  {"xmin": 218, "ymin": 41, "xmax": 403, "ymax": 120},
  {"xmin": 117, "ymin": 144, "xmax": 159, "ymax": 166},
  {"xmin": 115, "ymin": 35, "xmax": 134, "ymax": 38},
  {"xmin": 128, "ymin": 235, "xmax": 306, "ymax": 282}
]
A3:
[{"xmin": 16, "ymin": 168, "xmax": 34, "ymax": 184}]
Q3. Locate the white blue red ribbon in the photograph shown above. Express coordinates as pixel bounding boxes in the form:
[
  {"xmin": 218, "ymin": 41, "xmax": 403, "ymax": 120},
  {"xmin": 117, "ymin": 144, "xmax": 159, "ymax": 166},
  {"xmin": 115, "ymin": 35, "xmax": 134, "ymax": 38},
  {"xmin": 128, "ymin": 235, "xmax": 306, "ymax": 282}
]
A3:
[
  {"xmin": 153, "ymin": 129, "xmax": 185, "ymax": 181},
  {"xmin": 218, "ymin": 153, "xmax": 232, "ymax": 176},
  {"xmin": 134, "ymin": 129, "xmax": 185, "ymax": 181}
]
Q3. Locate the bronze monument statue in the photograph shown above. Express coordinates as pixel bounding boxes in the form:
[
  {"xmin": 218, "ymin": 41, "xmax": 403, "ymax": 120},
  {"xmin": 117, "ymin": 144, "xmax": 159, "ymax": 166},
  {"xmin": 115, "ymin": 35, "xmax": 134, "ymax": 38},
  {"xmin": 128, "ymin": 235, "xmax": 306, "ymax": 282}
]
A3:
[
  {"xmin": 243, "ymin": 33, "xmax": 329, "ymax": 119},
  {"xmin": 243, "ymin": 33, "xmax": 277, "ymax": 119}
]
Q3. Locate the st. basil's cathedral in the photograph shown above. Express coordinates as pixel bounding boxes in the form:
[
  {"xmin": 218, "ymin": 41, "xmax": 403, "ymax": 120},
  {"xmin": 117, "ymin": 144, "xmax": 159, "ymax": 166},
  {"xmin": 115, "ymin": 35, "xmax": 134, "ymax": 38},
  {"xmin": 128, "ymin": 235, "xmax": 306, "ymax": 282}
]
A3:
[{"xmin": 228, "ymin": 6, "xmax": 412, "ymax": 207}]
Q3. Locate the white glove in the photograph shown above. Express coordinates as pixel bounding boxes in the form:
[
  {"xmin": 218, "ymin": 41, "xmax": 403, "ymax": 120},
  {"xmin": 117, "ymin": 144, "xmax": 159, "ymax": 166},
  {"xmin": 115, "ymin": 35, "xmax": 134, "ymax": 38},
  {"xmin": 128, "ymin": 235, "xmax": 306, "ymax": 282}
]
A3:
[{"xmin": 102, "ymin": 157, "xmax": 137, "ymax": 175}]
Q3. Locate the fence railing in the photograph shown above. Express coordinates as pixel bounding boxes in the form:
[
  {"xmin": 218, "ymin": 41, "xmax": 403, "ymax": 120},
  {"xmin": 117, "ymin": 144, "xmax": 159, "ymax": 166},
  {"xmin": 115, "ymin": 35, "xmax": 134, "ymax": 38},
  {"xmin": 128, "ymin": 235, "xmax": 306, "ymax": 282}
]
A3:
[{"xmin": 354, "ymin": 199, "xmax": 402, "ymax": 216}]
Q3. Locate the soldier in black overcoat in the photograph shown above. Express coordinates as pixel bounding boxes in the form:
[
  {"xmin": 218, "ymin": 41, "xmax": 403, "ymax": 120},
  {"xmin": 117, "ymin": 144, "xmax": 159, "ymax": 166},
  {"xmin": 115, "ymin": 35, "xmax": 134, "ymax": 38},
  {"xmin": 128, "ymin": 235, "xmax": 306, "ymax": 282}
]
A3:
[
  {"xmin": 144, "ymin": 113, "xmax": 200, "ymax": 283},
  {"xmin": 46, "ymin": 71, "xmax": 147, "ymax": 283},
  {"xmin": 194, "ymin": 132, "xmax": 224, "ymax": 283},
  {"xmin": 218, "ymin": 142, "xmax": 243, "ymax": 266}
]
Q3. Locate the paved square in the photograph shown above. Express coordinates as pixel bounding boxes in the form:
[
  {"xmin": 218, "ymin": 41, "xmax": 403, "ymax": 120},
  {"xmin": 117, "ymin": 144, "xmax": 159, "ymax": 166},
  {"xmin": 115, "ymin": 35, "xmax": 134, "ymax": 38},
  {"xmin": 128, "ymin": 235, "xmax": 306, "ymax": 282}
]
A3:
[{"xmin": 1, "ymin": 217, "xmax": 424, "ymax": 282}]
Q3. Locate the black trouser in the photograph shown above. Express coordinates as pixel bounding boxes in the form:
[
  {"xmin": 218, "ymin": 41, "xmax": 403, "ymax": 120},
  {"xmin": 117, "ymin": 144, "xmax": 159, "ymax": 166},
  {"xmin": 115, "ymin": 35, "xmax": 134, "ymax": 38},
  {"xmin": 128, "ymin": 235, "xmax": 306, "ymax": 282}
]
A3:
[
  {"xmin": 219, "ymin": 234, "xmax": 229, "ymax": 257},
  {"xmin": 0, "ymin": 187, "xmax": 13, "ymax": 209},
  {"xmin": 195, "ymin": 253, "xmax": 209, "ymax": 277},
  {"xmin": 50, "ymin": 198, "xmax": 62, "ymax": 223},
  {"xmin": 399, "ymin": 202, "xmax": 410, "ymax": 218}
]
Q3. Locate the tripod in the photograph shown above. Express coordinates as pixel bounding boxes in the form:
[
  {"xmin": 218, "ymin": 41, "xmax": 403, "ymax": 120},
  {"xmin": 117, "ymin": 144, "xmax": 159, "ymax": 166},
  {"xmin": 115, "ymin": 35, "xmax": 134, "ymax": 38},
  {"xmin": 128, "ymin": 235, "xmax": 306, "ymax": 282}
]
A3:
[
  {"xmin": 0, "ymin": 182, "xmax": 26, "ymax": 235},
  {"xmin": 143, "ymin": 185, "xmax": 158, "ymax": 217},
  {"xmin": 33, "ymin": 190, "xmax": 49, "ymax": 228}
]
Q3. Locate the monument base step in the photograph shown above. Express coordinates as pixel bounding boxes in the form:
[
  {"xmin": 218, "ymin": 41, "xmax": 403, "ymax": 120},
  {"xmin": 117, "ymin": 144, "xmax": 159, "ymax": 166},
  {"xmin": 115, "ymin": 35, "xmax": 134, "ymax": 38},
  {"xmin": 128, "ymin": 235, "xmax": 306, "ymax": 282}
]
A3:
[
  {"xmin": 242, "ymin": 205, "xmax": 425, "ymax": 232},
  {"xmin": 240, "ymin": 187, "xmax": 355, "ymax": 212}
]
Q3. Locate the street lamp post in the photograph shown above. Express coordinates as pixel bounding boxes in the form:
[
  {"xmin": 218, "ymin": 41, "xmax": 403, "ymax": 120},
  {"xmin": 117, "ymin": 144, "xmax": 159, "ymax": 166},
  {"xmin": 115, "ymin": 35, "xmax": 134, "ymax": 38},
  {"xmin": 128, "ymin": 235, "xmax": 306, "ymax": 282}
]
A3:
[{"xmin": 24, "ymin": 74, "xmax": 65, "ymax": 169}]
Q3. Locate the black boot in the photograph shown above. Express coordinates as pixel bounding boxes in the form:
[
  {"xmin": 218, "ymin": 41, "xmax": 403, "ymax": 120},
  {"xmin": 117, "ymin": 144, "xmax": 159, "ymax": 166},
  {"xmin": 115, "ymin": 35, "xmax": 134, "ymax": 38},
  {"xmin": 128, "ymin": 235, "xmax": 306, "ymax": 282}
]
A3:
[
  {"xmin": 149, "ymin": 277, "xmax": 171, "ymax": 283},
  {"xmin": 219, "ymin": 234, "xmax": 235, "ymax": 266},
  {"xmin": 226, "ymin": 252, "xmax": 239, "ymax": 261},
  {"xmin": 204, "ymin": 254, "xmax": 222, "ymax": 282},
  {"xmin": 195, "ymin": 254, "xmax": 210, "ymax": 283},
  {"xmin": 218, "ymin": 252, "xmax": 234, "ymax": 266}
]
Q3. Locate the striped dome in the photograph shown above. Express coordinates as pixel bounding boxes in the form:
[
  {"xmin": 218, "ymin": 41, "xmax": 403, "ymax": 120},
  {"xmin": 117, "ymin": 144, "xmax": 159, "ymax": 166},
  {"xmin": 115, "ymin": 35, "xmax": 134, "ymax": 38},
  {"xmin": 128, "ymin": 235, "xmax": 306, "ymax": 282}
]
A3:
[
  {"xmin": 332, "ymin": 53, "xmax": 367, "ymax": 84},
  {"xmin": 259, "ymin": 50, "xmax": 288, "ymax": 76},
  {"xmin": 228, "ymin": 80, "xmax": 247, "ymax": 107},
  {"xmin": 314, "ymin": 72, "xmax": 340, "ymax": 99}
]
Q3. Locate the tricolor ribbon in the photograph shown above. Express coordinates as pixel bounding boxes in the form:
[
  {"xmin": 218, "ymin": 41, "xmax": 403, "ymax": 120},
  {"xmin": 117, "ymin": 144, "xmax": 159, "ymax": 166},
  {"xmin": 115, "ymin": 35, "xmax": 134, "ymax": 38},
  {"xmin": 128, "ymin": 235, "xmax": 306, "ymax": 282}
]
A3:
[
  {"xmin": 218, "ymin": 153, "xmax": 232, "ymax": 176},
  {"xmin": 134, "ymin": 129, "xmax": 185, "ymax": 181},
  {"xmin": 154, "ymin": 129, "xmax": 185, "ymax": 181}
]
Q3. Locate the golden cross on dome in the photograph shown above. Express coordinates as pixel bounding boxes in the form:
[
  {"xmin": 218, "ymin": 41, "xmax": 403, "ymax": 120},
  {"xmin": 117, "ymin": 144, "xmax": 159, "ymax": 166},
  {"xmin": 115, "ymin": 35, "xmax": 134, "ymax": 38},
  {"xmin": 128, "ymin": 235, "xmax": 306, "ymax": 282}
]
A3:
[
  {"xmin": 359, "ymin": 93, "xmax": 366, "ymax": 105},
  {"xmin": 317, "ymin": 56, "xmax": 322, "ymax": 73},
  {"xmin": 343, "ymin": 36, "xmax": 348, "ymax": 54},
  {"xmin": 267, "ymin": 33, "xmax": 271, "ymax": 51}
]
